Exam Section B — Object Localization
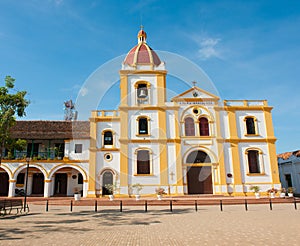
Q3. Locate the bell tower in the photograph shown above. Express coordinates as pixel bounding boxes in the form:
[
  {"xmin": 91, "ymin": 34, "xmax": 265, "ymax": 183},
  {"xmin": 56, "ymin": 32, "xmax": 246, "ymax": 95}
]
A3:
[
  {"xmin": 118, "ymin": 27, "xmax": 169, "ymax": 194},
  {"xmin": 120, "ymin": 26, "xmax": 167, "ymax": 107}
]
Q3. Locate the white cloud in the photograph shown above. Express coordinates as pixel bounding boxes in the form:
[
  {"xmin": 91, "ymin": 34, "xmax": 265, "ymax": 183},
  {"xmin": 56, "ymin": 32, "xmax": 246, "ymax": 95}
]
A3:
[{"xmin": 198, "ymin": 38, "xmax": 221, "ymax": 60}]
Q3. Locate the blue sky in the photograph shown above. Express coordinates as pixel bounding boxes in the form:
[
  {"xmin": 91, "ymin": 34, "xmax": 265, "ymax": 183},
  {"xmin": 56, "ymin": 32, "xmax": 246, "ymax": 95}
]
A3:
[{"xmin": 0, "ymin": 0, "xmax": 299, "ymax": 153}]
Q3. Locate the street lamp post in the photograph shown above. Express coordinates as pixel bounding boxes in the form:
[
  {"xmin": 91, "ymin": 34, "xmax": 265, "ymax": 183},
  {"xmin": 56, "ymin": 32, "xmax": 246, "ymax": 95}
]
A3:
[{"xmin": 24, "ymin": 157, "xmax": 30, "ymax": 212}]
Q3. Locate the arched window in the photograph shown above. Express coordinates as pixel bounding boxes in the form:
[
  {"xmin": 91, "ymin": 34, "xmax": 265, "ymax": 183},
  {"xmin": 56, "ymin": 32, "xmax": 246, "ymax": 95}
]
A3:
[
  {"xmin": 102, "ymin": 171, "xmax": 113, "ymax": 195},
  {"xmin": 199, "ymin": 117, "xmax": 209, "ymax": 136},
  {"xmin": 186, "ymin": 150, "xmax": 211, "ymax": 163},
  {"xmin": 136, "ymin": 82, "xmax": 150, "ymax": 104},
  {"xmin": 137, "ymin": 83, "xmax": 148, "ymax": 98},
  {"xmin": 246, "ymin": 117, "xmax": 256, "ymax": 135},
  {"xmin": 138, "ymin": 117, "xmax": 148, "ymax": 135},
  {"xmin": 137, "ymin": 150, "xmax": 150, "ymax": 174},
  {"xmin": 104, "ymin": 131, "xmax": 113, "ymax": 145},
  {"xmin": 247, "ymin": 150, "xmax": 260, "ymax": 173},
  {"xmin": 184, "ymin": 117, "xmax": 195, "ymax": 136}
]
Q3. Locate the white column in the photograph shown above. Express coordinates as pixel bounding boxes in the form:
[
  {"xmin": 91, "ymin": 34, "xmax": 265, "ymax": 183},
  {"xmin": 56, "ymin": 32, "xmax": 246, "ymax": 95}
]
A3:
[
  {"xmin": 50, "ymin": 177, "xmax": 55, "ymax": 196},
  {"xmin": 64, "ymin": 140, "xmax": 70, "ymax": 159},
  {"xmin": 67, "ymin": 173, "xmax": 72, "ymax": 196},
  {"xmin": 8, "ymin": 180, "xmax": 16, "ymax": 197},
  {"xmin": 195, "ymin": 120, "xmax": 200, "ymax": 136},
  {"xmin": 27, "ymin": 174, "xmax": 33, "ymax": 195},
  {"xmin": 83, "ymin": 181, "xmax": 88, "ymax": 197},
  {"xmin": 44, "ymin": 180, "xmax": 52, "ymax": 197}
]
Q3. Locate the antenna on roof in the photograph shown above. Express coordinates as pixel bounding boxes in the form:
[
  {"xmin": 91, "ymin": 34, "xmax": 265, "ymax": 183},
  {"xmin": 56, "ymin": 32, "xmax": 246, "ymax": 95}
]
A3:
[{"xmin": 64, "ymin": 100, "xmax": 78, "ymax": 121}]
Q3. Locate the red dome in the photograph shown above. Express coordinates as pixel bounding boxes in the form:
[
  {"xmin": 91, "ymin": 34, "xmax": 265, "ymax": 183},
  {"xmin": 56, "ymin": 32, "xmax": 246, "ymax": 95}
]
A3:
[
  {"xmin": 123, "ymin": 28, "xmax": 161, "ymax": 67},
  {"xmin": 124, "ymin": 43, "xmax": 161, "ymax": 66}
]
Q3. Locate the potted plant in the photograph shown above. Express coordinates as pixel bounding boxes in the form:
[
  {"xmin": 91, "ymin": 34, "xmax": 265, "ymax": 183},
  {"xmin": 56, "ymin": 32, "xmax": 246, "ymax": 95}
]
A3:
[
  {"xmin": 280, "ymin": 188, "xmax": 286, "ymax": 198},
  {"xmin": 155, "ymin": 187, "xmax": 166, "ymax": 200},
  {"xmin": 250, "ymin": 185, "xmax": 260, "ymax": 199},
  {"xmin": 74, "ymin": 187, "xmax": 81, "ymax": 201},
  {"xmin": 287, "ymin": 187, "xmax": 295, "ymax": 197},
  {"xmin": 7, "ymin": 151, "xmax": 14, "ymax": 160},
  {"xmin": 132, "ymin": 183, "xmax": 143, "ymax": 200},
  {"xmin": 267, "ymin": 188, "xmax": 278, "ymax": 198},
  {"xmin": 105, "ymin": 183, "xmax": 118, "ymax": 201}
]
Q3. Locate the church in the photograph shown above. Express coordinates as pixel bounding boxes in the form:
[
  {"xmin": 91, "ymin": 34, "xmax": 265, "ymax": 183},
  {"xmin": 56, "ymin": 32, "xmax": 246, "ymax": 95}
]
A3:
[
  {"xmin": 86, "ymin": 27, "xmax": 281, "ymax": 197},
  {"xmin": 0, "ymin": 27, "xmax": 281, "ymax": 198}
]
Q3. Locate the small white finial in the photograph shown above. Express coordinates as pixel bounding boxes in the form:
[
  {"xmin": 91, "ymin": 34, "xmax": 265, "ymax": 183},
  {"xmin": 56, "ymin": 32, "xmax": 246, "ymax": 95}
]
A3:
[{"xmin": 192, "ymin": 81, "xmax": 197, "ymax": 87}]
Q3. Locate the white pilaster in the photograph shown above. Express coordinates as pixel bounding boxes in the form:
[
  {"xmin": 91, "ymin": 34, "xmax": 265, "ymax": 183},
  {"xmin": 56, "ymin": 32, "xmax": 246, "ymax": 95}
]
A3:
[
  {"xmin": 27, "ymin": 175, "xmax": 33, "ymax": 195},
  {"xmin": 44, "ymin": 180, "xmax": 52, "ymax": 197},
  {"xmin": 67, "ymin": 174, "xmax": 72, "ymax": 196},
  {"xmin": 83, "ymin": 181, "xmax": 88, "ymax": 197},
  {"xmin": 8, "ymin": 180, "xmax": 16, "ymax": 197},
  {"xmin": 64, "ymin": 141, "xmax": 70, "ymax": 158}
]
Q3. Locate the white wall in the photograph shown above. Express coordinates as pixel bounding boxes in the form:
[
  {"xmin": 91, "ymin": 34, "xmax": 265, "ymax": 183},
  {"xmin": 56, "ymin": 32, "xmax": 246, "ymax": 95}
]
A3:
[
  {"xmin": 166, "ymin": 110, "xmax": 176, "ymax": 139},
  {"xmin": 68, "ymin": 139, "xmax": 90, "ymax": 160},
  {"xmin": 238, "ymin": 142, "xmax": 272, "ymax": 184},
  {"xmin": 127, "ymin": 75, "xmax": 159, "ymax": 106},
  {"xmin": 127, "ymin": 110, "xmax": 160, "ymax": 139},
  {"xmin": 235, "ymin": 111, "xmax": 266, "ymax": 139},
  {"xmin": 96, "ymin": 121, "xmax": 120, "ymax": 149},
  {"xmin": 127, "ymin": 143, "xmax": 161, "ymax": 194}
]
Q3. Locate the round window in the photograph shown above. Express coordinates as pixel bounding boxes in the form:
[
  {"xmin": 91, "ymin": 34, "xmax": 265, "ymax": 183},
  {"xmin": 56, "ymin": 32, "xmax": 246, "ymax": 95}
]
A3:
[
  {"xmin": 193, "ymin": 108, "xmax": 199, "ymax": 115},
  {"xmin": 104, "ymin": 153, "xmax": 112, "ymax": 162}
]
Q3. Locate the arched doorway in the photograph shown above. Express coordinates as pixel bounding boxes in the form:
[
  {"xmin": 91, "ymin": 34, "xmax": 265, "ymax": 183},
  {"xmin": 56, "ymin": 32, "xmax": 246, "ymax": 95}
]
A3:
[
  {"xmin": 186, "ymin": 150, "xmax": 213, "ymax": 194},
  {"xmin": 0, "ymin": 171, "xmax": 9, "ymax": 196},
  {"xmin": 102, "ymin": 171, "xmax": 113, "ymax": 195},
  {"xmin": 50, "ymin": 166, "xmax": 85, "ymax": 197},
  {"xmin": 13, "ymin": 166, "xmax": 46, "ymax": 197}
]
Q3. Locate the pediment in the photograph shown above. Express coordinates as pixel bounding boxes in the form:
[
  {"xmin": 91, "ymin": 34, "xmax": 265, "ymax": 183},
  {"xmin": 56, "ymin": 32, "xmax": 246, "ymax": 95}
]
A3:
[{"xmin": 172, "ymin": 86, "xmax": 219, "ymax": 102}]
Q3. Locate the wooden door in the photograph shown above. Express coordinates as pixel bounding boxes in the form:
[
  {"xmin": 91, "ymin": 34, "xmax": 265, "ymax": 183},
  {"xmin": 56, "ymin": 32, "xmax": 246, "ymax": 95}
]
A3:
[
  {"xmin": 0, "ymin": 172, "xmax": 9, "ymax": 196},
  {"xmin": 187, "ymin": 166, "xmax": 212, "ymax": 194},
  {"xmin": 54, "ymin": 173, "xmax": 68, "ymax": 196},
  {"xmin": 32, "ymin": 173, "xmax": 44, "ymax": 195}
]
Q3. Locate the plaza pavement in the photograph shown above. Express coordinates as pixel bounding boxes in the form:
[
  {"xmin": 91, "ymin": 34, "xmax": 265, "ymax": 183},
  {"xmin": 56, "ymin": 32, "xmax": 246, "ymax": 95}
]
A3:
[{"xmin": 1, "ymin": 200, "xmax": 300, "ymax": 246}]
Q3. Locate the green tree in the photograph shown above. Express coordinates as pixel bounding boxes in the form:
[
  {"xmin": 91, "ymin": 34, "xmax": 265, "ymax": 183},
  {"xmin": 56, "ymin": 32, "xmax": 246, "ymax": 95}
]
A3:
[
  {"xmin": 5, "ymin": 138, "xmax": 27, "ymax": 159},
  {"xmin": 0, "ymin": 76, "xmax": 29, "ymax": 163}
]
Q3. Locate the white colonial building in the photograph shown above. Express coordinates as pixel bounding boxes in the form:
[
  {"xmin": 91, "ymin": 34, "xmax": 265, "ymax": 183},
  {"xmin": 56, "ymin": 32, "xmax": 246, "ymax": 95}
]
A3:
[{"xmin": 0, "ymin": 27, "xmax": 281, "ymax": 198}]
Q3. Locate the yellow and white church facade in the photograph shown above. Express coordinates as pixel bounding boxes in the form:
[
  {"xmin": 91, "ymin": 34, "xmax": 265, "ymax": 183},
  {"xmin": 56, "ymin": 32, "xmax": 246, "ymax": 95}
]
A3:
[
  {"xmin": 86, "ymin": 28, "xmax": 281, "ymax": 197},
  {"xmin": 0, "ymin": 28, "xmax": 281, "ymax": 198}
]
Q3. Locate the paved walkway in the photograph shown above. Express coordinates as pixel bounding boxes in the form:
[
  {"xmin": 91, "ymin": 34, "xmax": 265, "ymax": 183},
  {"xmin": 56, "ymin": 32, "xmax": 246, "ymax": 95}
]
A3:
[{"xmin": 1, "ymin": 203, "xmax": 300, "ymax": 245}]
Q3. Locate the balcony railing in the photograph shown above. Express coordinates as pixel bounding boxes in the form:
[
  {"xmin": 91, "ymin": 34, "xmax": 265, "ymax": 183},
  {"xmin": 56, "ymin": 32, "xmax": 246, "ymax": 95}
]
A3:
[
  {"xmin": 2, "ymin": 151, "xmax": 64, "ymax": 161},
  {"xmin": 224, "ymin": 100, "xmax": 268, "ymax": 107},
  {"xmin": 91, "ymin": 110, "xmax": 120, "ymax": 117}
]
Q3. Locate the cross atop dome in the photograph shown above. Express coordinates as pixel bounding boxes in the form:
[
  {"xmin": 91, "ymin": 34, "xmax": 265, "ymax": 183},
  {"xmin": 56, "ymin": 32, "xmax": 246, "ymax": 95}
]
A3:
[{"xmin": 137, "ymin": 25, "xmax": 147, "ymax": 43}]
